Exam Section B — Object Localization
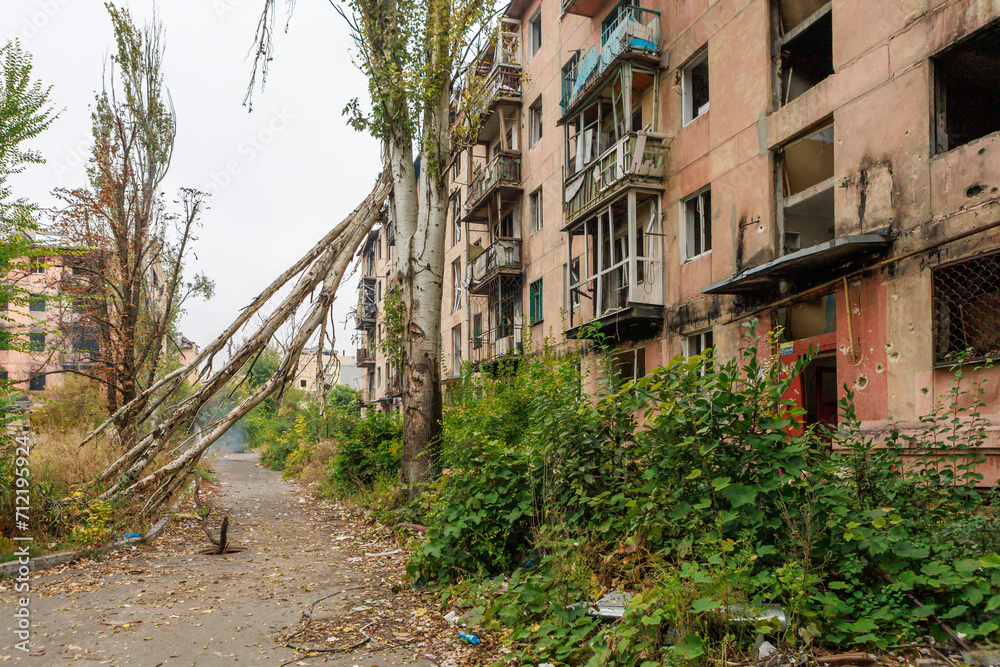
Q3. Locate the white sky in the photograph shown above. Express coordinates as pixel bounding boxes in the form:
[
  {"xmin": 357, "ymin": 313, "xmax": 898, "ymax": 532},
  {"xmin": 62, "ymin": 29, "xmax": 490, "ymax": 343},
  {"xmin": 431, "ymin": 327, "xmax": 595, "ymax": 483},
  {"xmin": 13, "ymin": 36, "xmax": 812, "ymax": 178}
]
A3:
[{"xmin": 4, "ymin": 0, "xmax": 381, "ymax": 357}]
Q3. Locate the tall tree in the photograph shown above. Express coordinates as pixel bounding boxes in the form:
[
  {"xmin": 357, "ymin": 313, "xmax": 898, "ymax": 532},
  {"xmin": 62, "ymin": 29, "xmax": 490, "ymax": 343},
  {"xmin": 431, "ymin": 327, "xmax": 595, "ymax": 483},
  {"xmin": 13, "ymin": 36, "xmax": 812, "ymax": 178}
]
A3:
[
  {"xmin": 248, "ymin": 0, "xmax": 494, "ymax": 497},
  {"xmin": 50, "ymin": 4, "xmax": 213, "ymax": 451},
  {"xmin": 0, "ymin": 39, "xmax": 56, "ymax": 396}
]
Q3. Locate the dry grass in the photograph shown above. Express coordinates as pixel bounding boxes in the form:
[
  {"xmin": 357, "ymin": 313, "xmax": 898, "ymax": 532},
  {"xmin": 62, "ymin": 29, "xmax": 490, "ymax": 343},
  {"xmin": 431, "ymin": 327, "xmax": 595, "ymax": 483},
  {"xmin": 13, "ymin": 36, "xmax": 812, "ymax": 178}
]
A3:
[{"xmin": 285, "ymin": 438, "xmax": 340, "ymax": 485}]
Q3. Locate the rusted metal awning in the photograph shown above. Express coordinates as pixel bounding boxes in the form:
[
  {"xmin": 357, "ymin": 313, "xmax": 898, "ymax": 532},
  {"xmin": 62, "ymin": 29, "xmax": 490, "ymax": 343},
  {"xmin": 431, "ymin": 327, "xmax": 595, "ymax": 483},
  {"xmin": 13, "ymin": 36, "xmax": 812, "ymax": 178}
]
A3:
[{"xmin": 703, "ymin": 234, "xmax": 890, "ymax": 296}]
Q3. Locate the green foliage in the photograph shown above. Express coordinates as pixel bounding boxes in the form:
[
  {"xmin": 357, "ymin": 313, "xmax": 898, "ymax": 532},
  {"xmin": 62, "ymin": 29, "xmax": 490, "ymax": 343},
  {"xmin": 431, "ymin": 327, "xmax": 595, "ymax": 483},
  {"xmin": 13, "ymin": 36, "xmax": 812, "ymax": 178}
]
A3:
[
  {"xmin": 407, "ymin": 324, "xmax": 1000, "ymax": 662},
  {"xmin": 324, "ymin": 410, "xmax": 402, "ymax": 496}
]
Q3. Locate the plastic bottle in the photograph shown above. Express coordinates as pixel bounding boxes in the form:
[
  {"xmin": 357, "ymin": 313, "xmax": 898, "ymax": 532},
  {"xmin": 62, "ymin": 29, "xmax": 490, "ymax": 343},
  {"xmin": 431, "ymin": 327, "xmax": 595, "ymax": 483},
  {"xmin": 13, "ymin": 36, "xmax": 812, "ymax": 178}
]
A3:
[{"xmin": 458, "ymin": 632, "xmax": 480, "ymax": 645}]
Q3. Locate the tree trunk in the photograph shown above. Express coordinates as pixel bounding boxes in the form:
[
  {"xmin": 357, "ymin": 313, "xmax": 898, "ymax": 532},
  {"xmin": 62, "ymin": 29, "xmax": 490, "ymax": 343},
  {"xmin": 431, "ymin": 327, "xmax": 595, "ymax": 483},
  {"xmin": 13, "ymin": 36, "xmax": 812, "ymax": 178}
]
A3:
[{"xmin": 396, "ymin": 85, "xmax": 451, "ymax": 499}]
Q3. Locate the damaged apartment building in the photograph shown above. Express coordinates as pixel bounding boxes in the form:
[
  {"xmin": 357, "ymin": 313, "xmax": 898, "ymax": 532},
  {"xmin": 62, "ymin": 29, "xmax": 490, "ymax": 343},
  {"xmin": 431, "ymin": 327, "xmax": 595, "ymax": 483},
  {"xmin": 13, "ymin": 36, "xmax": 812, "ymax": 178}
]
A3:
[{"xmin": 357, "ymin": 0, "xmax": 1000, "ymax": 483}]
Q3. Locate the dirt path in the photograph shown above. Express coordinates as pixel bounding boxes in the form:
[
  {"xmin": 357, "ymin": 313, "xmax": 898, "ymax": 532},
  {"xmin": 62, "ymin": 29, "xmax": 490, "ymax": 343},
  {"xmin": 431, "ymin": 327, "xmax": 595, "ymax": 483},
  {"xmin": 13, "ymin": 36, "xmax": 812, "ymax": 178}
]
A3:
[{"xmin": 0, "ymin": 453, "xmax": 457, "ymax": 666}]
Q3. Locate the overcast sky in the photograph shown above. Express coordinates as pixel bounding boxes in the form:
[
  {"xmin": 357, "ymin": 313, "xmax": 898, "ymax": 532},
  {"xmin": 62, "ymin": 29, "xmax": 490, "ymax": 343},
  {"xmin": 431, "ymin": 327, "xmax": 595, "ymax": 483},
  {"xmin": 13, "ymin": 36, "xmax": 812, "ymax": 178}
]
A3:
[{"xmin": 4, "ymin": 0, "xmax": 381, "ymax": 362}]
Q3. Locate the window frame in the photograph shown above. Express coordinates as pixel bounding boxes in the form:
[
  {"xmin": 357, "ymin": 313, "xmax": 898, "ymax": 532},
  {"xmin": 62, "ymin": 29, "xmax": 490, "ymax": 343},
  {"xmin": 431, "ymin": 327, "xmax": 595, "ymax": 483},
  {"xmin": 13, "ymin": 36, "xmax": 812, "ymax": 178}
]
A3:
[
  {"xmin": 528, "ymin": 9, "xmax": 542, "ymax": 60},
  {"xmin": 681, "ymin": 187, "xmax": 713, "ymax": 261},
  {"xmin": 529, "ymin": 188, "xmax": 543, "ymax": 234},
  {"xmin": 452, "ymin": 259, "xmax": 463, "ymax": 313},
  {"xmin": 529, "ymin": 278, "xmax": 543, "ymax": 325},
  {"xmin": 452, "ymin": 192, "xmax": 463, "ymax": 246},
  {"xmin": 529, "ymin": 99, "xmax": 543, "ymax": 147},
  {"xmin": 682, "ymin": 48, "xmax": 710, "ymax": 126},
  {"xmin": 452, "ymin": 324, "xmax": 463, "ymax": 367}
]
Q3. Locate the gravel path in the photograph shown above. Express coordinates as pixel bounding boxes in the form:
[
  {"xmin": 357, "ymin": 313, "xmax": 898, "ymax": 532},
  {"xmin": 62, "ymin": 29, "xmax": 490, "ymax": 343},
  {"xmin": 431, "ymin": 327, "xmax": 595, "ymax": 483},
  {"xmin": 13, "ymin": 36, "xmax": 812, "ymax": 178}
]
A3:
[{"xmin": 0, "ymin": 453, "xmax": 449, "ymax": 666}]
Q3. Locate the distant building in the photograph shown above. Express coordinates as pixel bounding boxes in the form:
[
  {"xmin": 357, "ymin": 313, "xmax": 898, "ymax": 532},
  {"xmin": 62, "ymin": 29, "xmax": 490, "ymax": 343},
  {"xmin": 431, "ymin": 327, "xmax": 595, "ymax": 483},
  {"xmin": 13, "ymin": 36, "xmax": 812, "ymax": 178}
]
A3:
[{"xmin": 294, "ymin": 346, "xmax": 364, "ymax": 396}]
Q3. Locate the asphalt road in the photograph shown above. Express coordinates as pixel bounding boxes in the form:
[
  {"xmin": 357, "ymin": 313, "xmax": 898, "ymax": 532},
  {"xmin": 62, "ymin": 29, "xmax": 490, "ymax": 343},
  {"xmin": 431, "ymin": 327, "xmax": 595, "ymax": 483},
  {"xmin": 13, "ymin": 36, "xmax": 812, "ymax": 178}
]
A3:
[{"xmin": 0, "ymin": 453, "xmax": 443, "ymax": 666}]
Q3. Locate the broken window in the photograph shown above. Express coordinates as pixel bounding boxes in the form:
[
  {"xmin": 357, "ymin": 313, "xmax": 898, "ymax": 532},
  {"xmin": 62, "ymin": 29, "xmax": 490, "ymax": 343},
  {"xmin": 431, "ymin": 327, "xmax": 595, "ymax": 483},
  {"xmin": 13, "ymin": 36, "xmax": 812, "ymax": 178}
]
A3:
[
  {"xmin": 30, "ymin": 298, "xmax": 45, "ymax": 312},
  {"xmin": 933, "ymin": 19, "xmax": 1000, "ymax": 154},
  {"xmin": 569, "ymin": 257, "xmax": 581, "ymax": 310},
  {"xmin": 453, "ymin": 259, "xmax": 463, "ymax": 312},
  {"xmin": 473, "ymin": 313, "xmax": 483, "ymax": 349},
  {"xmin": 683, "ymin": 188, "xmax": 712, "ymax": 260},
  {"xmin": 933, "ymin": 251, "xmax": 1000, "ymax": 365},
  {"xmin": 683, "ymin": 329, "xmax": 714, "ymax": 358},
  {"xmin": 529, "ymin": 99, "xmax": 543, "ymax": 146},
  {"xmin": 775, "ymin": 0, "xmax": 833, "ymax": 105},
  {"xmin": 300, "ymin": 379, "xmax": 307, "ymax": 388},
  {"xmin": 682, "ymin": 49, "xmax": 710, "ymax": 125},
  {"xmin": 779, "ymin": 125, "xmax": 835, "ymax": 254},
  {"xmin": 776, "ymin": 293, "xmax": 836, "ymax": 342},
  {"xmin": 611, "ymin": 346, "xmax": 646, "ymax": 387},
  {"xmin": 29, "ymin": 374, "xmax": 45, "ymax": 391},
  {"xmin": 453, "ymin": 324, "xmax": 463, "ymax": 365},
  {"xmin": 29, "ymin": 333, "xmax": 45, "ymax": 352},
  {"xmin": 530, "ymin": 188, "xmax": 543, "ymax": 233},
  {"xmin": 453, "ymin": 193, "xmax": 462, "ymax": 245},
  {"xmin": 528, "ymin": 10, "xmax": 542, "ymax": 59}
]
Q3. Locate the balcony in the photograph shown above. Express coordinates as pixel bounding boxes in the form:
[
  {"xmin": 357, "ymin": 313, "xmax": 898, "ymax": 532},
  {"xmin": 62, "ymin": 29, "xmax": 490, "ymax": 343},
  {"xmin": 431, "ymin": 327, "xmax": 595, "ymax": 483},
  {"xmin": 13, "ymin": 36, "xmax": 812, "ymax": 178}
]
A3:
[
  {"xmin": 386, "ymin": 373, "xmax": 402, "ymax": 397},
  {"xmin": 565, "ymin": 190, "xmax": 665, "ymax": 342},
  {"xmin": 564, "ymin": 131, "xmax": 667, "ymax": 224},
  {"xmin": 356, "ymin": 347, "xmax": 375, "ymax": 367},
  {"xmin": 468, "ymin": 239, "xmax": 522, "ymax": 294},
  {"xmin": 354, "ymin": 278, "xmax": 377, "ymax": 329},
  {"xmin": 560, "ymin": 6, "xmax": 659, "ymax": 113},
  {"xmin": 465, "ymin": 153, "xmax": 522, "ymax": 220}
]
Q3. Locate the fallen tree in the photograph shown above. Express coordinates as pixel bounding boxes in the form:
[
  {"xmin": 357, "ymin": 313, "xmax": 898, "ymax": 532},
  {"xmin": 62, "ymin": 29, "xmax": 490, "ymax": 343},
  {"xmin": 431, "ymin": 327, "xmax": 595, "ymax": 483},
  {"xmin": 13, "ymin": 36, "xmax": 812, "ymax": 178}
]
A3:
[{"xmin": 83, "ymin": 168, "xmax": 391, "ymax": 517}]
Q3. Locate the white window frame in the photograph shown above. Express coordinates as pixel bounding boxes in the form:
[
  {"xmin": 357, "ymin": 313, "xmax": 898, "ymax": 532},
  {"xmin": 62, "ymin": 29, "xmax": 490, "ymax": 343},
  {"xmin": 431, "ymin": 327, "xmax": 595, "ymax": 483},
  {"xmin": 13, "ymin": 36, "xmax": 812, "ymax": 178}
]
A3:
[
  {"xmin": 681, "ymin": 187, "xmax": 712, "ymax": 261},
  {"xmin": 452, "ymin": 324, "xmax": 462, "ymax": 367},
  {"xmin": 528, "ymin": 10, "xmax": 542, "ymax": 60},
  {"xmin": 682, "ymin": 48, "xmax": 710, "ymax": 126},
  {"xmin": 683, "ymin": 329, "xmax": 715, "ymax": 358},
  {"xmin": 452, "ymin": 259, "xmax": 463, "ymax": 313},
  {"xmin": 529, "ymin": 100, "xmax": 543, "ymax": 147},
  {"xmin": 529, "ymin": 188, "xmax": 543, "ymax": 233},
  {"xmin": 452, "ymin": 193, "xmax": 462, "ymax": 246}
]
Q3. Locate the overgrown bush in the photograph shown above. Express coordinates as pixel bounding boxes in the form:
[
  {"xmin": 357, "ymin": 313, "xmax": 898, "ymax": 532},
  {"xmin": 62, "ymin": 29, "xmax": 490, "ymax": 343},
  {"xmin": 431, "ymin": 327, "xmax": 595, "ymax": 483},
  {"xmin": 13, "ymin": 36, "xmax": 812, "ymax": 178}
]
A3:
[
  {"xmin": 322, "ymin": 410, "xmax": 402, "ymax": 497},
  {"xmin": 409, "ymin": 324, "xmax": 1000, "ymax": 664}
]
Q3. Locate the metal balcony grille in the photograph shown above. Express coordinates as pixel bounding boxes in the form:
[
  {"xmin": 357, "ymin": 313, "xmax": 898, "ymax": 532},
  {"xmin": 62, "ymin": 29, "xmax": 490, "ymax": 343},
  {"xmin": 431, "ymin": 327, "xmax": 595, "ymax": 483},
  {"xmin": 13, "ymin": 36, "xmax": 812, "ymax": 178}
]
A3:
[{"xmin": 933, "ymin": 251, "xmax": 1000, "ymax": 365}]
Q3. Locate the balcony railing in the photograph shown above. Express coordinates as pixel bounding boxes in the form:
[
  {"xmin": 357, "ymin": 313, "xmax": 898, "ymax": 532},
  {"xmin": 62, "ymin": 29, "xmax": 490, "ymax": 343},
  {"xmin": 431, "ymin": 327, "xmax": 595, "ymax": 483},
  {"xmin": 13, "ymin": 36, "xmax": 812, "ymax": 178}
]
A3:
[
  {"xmin": 469, "ymin": 239, "xmax": 522, "ymax": 293},
  {"xmin": 387, "ymin": 374, "xmax": 402, "ymax": 397},
  {"xmin": 465, "ymin": 154, "xmax": 521, "ymax": 216},
  {"xmin": 470, "ymin": 323, "xmax": 524, "ymax": 364},
  {"xmin": 560, "ymin": 6, "xmax": 660, "ymax": 113},
  {"xmin": 357, "ymin": 347, "xmax": 375, "ymax": 366},
  {"xmin": 354, "ymin": 300, "xmax": 377, "ymax": 329},
  {"xmin": 564, "ymin": 131, "xmax": 667, "ymax": 222}
]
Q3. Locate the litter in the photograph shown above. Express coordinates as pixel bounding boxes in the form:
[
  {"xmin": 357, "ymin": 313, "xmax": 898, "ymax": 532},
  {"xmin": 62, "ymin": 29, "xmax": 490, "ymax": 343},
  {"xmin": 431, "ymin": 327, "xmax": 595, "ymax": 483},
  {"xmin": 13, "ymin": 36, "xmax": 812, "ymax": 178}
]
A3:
[
  {"xmin": 458, "ymin": 632, "xmax": 480, "ymax": 645},
  {"xmin": 443, "ymin": 611, "xmax": 459, "ymax": 624},
  {"xmin": 588, "ymin": 591, "xmax": 633, "ymax": 618},
  {"xmin": 757, "ymin": 640, "xmax": 777, "ymax": 661},
  {"xmin": 364, "ymin": 550, "xmax": 401, "ymax": 557},
  {"xmin": 722, "ymin": 603, "xmax": 788, "ymax": 631}
]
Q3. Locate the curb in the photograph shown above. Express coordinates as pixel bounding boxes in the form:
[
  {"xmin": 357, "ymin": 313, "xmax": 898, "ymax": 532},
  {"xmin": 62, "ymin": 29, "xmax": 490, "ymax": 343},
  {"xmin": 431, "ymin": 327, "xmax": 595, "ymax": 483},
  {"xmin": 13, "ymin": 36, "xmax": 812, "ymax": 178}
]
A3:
[{"xmin": 1, "ymin": 484, "xmax": 189, "ymax": 578}]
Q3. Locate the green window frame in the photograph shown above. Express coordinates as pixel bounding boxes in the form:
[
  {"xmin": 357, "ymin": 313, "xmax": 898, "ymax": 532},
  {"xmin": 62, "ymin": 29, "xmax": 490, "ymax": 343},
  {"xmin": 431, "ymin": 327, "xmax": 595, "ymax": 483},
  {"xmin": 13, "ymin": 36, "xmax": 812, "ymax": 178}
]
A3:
[{"xmin": 529, "ymin": 279, "xmax": 543, "ymax": 325}]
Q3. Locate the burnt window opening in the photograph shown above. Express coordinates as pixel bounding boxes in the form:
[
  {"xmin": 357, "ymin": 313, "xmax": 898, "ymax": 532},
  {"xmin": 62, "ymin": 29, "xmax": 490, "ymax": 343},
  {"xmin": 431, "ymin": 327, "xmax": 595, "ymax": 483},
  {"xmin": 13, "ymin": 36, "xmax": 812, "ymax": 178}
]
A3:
[
  {"xmin": 933, "ymin": 20, "xmax": 1000, "ymax": 154},
  {"xmin": 933, "ymin": 252, "xmax": 1000, "ymax": 365},
  {"xmin": 776, "ymin": 293, "xmax": 836, "ymax": 342},
  {"xmin": 775, "ymin": 1, "xmax": 833, "ymax": 105},
  {"xmin": 779, "ymin": 125, "xmax": 835, "ymax": 254},
  {"xmin": 682, "ymin": 49, "xmax": 710, "ymax": 125}
]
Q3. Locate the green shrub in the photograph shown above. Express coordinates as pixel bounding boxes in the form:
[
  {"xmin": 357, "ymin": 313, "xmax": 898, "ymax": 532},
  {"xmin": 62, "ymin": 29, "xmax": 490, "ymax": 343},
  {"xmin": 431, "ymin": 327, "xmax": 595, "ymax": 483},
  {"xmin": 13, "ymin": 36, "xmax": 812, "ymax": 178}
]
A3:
[
  {"xmin": 410, "ymin": 324, "xmax": 1000, "ymax": 662},
  {"xmin": 324, "ymin": 410, "xmax": 402, "ymax": 496}
]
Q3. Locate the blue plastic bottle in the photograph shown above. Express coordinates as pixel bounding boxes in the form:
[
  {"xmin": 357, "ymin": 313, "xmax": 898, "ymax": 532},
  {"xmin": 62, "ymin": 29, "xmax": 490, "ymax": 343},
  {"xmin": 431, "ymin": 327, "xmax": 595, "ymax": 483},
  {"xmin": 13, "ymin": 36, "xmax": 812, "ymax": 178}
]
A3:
[{"xmin": 458, "ymin": 632, "xmax": 480, "ymax": 645}]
